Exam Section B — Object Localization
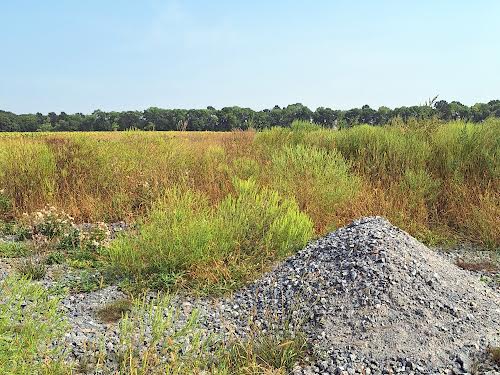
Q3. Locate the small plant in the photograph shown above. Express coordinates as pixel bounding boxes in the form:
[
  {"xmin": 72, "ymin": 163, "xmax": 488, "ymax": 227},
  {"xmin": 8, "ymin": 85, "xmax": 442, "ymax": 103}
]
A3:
[
  {"xmin": 68, "ymin": 270, "xmax": 104, "ymax": 293},
  {"xmin": 58, "ymin": 226, "xmax": 81, "ymax": 251},
  {"xmin": 79, "ymin": 222, "xmax": 111, "ymax": 252},
  {"xmin": 45, "ymin": 250, "xmax": 65, "ymax": 265},
  {"xmin": 108, "ymin": 181, "xmax": 313, "ymax": 291},
  {"xmin": 22, "ymin": 205, "xmax": 75, "ymax": 239},
  {"xmin": 225, "ymin": 330, "xmax": 310, "ymax": 373},
  {"xmin": 17, "ymin": 258, "xmax": 46, "ymax": 280},
  {"xmin": 0, "ymin": 241, "xmax": 32, "ymax": 257},
  {"xmin": 114, "ymin": 295, "xmax": 208, "ymax": 373},
  {"xmin": 489, "ymin": 346, "xmax": 500, "ymax": 365},
  {"xmin": 96, "ymin": 298, "xmax": 132, "ymax": 323}
]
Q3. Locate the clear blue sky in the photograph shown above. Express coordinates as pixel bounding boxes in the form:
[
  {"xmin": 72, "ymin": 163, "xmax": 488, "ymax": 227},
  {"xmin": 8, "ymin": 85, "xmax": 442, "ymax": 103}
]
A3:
[{"xmin": 1, "ymin": 0, "xmax": 499, "ymax": 114}]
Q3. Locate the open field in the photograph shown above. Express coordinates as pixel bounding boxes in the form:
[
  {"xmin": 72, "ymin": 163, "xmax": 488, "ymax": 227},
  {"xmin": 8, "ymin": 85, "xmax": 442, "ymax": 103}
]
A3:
[
  {"xmin": 0, "ymin": 120, "xmax": 499, "ymax": 373},
  {"xmin": 1, "ymin": 119, "xmax": 499, "ymax": 242}
]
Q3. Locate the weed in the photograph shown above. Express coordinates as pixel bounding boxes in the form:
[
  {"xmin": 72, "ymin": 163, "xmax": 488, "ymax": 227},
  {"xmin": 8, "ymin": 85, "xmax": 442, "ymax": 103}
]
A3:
[
  {"xmin": 0, "ymin": 189, "xmax": 12, "ymax": 218},
  {"xmin": 488, "ymin": 346, "xmax": 500, "ymax": 365},
  {"xmin": 0, "ymin": 121, "xmax": 498, "ymax": 253},
  {"xmin": 46, "ymin": 250, "xmax": 65, "ymax": 265},
  {"xmin": 96, "ymin": 298, "xmax": 132, "ymax": 323},
  {"xmin": 17, "ymin": 258, "xmax": 46, "ymax": 280},
  {"xmin": 67, "ymin": 270, "xmax": 104, "ymax": 292},
  {"xmin": 225, "ymin": 331, "xmax": 310, "ymax": 373},
  {"xmin": 268, "ymin": 144, "xmax": 359, "ymax": 232},
  {"xmin": 108, "ymin": 181, "xmax": 313, "ymax": 291},
  {"xmin": 0, "ymin": 241, "xmax": 32, "ymax": 257}
]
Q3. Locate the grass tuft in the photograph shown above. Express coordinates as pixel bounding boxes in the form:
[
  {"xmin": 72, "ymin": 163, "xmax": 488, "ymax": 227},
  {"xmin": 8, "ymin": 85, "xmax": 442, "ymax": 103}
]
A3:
[
  {"xmin": 17, "ymin": 258, "xmax": 46, "ymax": 280},
  {"xmin": 0, "ymin": 241, "xmax": 32, "ymax": 257},
  {"xmin": 96, "ymin": 298, "xmax": 132, "ymax": 323}
]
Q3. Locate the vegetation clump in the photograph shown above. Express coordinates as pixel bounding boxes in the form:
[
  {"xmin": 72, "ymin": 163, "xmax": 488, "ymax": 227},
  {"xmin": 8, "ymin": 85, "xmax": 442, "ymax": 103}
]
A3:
[
  {"xmin": 96, "ymin": 298, "xmax": 132, "ymax": 323},
  {"xmin": 17, "ymin": 258, "xmax": 46, "ymax": 280},
  {"xmin": 108, "ymin": 179, "xmax": 313, "ymax": 292},
  {"xmin": 0, "ymin": 241, "xmax": 32, "ymax": 257}
]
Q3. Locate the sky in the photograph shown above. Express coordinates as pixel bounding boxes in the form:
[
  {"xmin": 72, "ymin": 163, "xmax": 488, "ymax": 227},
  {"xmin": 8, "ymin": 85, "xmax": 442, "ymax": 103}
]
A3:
[{"xmin": 1, "ymin": 0, "xmax": 499, "ymax": 114}]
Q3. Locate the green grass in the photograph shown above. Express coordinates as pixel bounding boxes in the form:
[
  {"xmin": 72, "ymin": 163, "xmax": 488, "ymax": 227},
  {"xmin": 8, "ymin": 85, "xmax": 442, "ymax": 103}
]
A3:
[
  {"xmin": 17, "ymin": 258, "xmax": 47, "ymax": 280},
  {"xmin": 223, "ymin": 330, "xmax": 309, "ymax": 373},
  {"xmin": 0, "ymin": 241, "xmax": 32, "ymax": 257},
  {"xmin": 0, "ymin": 276, "xmax": 69, "ymax": 374},
  {"xmin": 108, "ymin": 179, "xmax": 313, "ymax": 292}
]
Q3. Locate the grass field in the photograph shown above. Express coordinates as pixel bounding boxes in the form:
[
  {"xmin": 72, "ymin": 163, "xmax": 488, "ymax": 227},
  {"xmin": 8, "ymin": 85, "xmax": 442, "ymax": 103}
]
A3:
[
  {"xmin": 1, "ymin": 119, "xmax": 499, "ymax": 290},
  {"xmin": 0, "ymin": 119, "xmax": 499, "ymax": 373},
  {"xmin": 1, "ymin": 120, "xmax": 498, "ymax": 236}
]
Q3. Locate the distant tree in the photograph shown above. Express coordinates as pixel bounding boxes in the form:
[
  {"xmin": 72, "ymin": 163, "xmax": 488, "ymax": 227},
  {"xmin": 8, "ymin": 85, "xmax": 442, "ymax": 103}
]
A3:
[
  {"xmin": 344, "ymin": 108, "xmax": 361, "ymax": 126},
  {"xmin": 471, "ymin": 103, "xmax": 491, "ymax": 122},
  {"xmin": 313, "ymin": 107, "xmax": 339, "ymax": 127},
  {"xmin": 1, "ymin": 98, "xmax": 499, "ymax": 132},
  {"xmin": 360, "ymin": 105, "xmax": 378, "ymax": 125},
  {"xmin": 434, "ymin": 100, "xmax": 452, "ymax": 121},
  {"xmin": 377, "ymin": 106, "xmax": 393, "ymax": 124},
  {"xmin": 449, "ymin": 101, "xmax": 470, "ymax": 121}
]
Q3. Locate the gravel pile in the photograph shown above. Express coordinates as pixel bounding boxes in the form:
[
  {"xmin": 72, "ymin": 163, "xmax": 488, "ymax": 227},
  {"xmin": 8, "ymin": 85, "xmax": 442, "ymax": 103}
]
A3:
[{"xmin": 196, "ymin": 216, "xmax": 500, "ymax": 374}]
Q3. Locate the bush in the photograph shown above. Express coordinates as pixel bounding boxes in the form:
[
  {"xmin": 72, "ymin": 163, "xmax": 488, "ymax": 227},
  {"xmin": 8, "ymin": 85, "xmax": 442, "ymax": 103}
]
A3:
[
  {"xmin": 268, "ymin": 144, "xmax": 360, "ymax": 232},
  {"xmin": 218, "ymin": 178, "xmax": 314, "ymax": 259},
  {"xmin": 0, "ymin": 242, "xmax": 32, "ymax": 258},
  {"xmin": 23, "ymin": 205, "xmax": 74, "ymax": 239},
  {"xmin": 108, "ymin": 188, "xmax": 216, "ymax": 276},
  {"xmin": 45, "ymin": 250, "xmax": 65, "ymax": 265},
  {"xmin": 431, "ymin": 120, "xmax": 500, "ymax": 185},
  {"xmin": 0, "ymin": 276, "xmax": 68, "ymax": 374},
  {"xmin": 332, "ymin": 125, "xmax": 431, "ymax": 181},
  {"xmin": 17, "ymin": 258, "xmax": 47, "ymax": 280},
  {"xmin": 108, "ymin": 181, "xmax": 313, "ymax": 290}
]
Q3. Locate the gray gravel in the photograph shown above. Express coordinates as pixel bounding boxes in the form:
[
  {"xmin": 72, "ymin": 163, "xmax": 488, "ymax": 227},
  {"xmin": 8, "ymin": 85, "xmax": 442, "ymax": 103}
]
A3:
[{"xmin": 192, "ymin": 216, "xmax": 499, "ymax": 374}]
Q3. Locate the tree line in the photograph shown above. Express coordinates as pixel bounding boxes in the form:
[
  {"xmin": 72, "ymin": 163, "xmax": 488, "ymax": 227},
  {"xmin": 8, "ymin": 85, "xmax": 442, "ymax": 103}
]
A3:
[{"xmin": 1, "ymin": 99, "xmax": 499, "ymax": 132}]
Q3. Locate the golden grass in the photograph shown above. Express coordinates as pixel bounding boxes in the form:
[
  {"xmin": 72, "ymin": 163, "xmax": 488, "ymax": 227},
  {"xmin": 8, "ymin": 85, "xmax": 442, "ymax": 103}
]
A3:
[{"xmin": 0, "ymin": 121, "xmax": 498, "ymax": 249}]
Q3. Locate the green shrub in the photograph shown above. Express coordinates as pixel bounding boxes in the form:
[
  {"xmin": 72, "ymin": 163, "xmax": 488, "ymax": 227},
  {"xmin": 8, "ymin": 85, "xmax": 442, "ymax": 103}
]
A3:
[
  {"xmin": 17, "ymin": 258, "xmax": 46, "ymax": 280},
  {"xmin": 67, "ymin": 270, "xmax": 104, "ymax": 293},
  {"xmin": 46, "ymin": 250, "xmax": 65, "ymax": 265},
  {"xmin": 0, "ymin": 242, "xmax": 32, "ymax": 257},
  {"xmin": 332, "ymin": 125, "xmax": 431, "ymax": 180},
  {"xmin": 108, "ymin": 181, "xmax": 313, "ymax": 290},
  {"xmin": 23, "ymin": 206, "xmax": 75, "ymax": 239},
  {"xmin": 108, "ymin": 188, "xmax": 216, "ymax": 276},
  {"xmin": 218, "ymin": 178, "xmax": 314, "ymax": 259},
  {"xmin": 431, "ymin": 120, "xmax": 500, "ymax": 184},
  {"xmin": 268, "ymin": 144, "xmax": 360, "ymax": 231},
  {"xmin": 0, "ymin": 276, "xmax": 68, "ymax": 374}
]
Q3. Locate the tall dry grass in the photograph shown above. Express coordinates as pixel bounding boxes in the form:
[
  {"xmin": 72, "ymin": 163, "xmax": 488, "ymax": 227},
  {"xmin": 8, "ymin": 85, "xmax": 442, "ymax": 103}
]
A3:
[{"xmin": 0, "ymin": 120, "xmax": 498, "ymax": 248}]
